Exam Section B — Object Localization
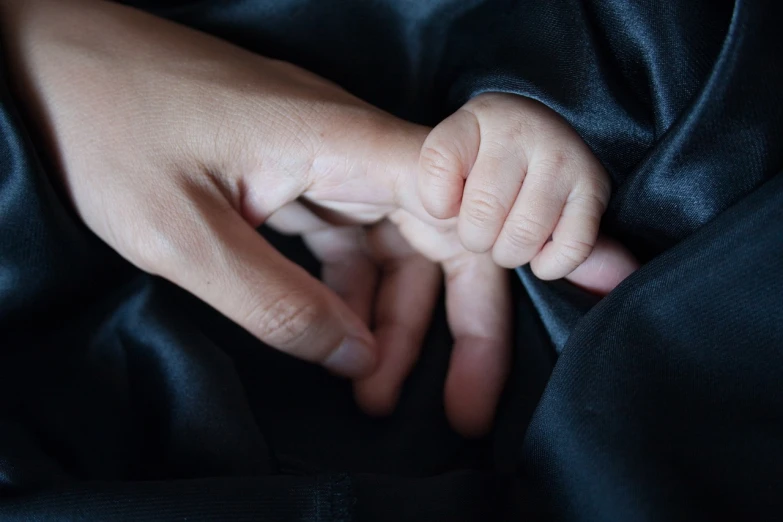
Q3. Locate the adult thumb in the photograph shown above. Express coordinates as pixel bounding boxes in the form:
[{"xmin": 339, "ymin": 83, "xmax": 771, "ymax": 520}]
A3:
[{"xmin": 145, "ymin": 196, "xmax": 378, "ymax": 378}]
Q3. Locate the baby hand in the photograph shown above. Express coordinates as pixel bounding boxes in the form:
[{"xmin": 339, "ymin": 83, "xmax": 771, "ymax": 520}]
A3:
[{"xmin": 418, "ymin": 93, "xmax": 611, "ymax": 280}]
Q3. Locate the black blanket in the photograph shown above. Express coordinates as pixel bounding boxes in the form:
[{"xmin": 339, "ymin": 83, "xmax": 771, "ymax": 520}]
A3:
[{"xmin": 1, "ymin": 0, "xmax": 782, "ymax": 520}]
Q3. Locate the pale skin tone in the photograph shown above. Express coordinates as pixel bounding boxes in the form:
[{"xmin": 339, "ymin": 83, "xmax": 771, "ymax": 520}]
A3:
[{"xmin": 0, "ymin": 0, "xmax": 638, "ymax": 436}]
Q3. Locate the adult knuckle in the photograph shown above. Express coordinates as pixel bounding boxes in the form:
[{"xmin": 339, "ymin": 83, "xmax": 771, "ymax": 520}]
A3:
[
  {"xmin": 131, "ymin": 230, "xmax": 171, "ymax": 274},
  {"xmin": 127, "ymin": 207, "xmax": 193, "ymax": 276},
  {"xmin": 252, "ymin": 295, "xmax": 325, "ymax": 350}
]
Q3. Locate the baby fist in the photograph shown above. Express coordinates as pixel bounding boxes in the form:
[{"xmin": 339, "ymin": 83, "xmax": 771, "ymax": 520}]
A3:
[{"xmin": 418, "ymin": 93, "xmax": 611, "ymax": 281}]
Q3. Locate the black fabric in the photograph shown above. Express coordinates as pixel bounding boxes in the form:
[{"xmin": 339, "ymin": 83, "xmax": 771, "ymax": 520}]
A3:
[{"xmin": 1, "ymin": 0, "xmax": 782, "ymax": 520}]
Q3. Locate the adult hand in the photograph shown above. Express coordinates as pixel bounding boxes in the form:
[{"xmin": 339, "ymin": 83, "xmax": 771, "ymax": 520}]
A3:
[
  {"xmin": 1, "ymin": 0, "xmax": 637, "ymax": 436},
  {"xmin": 269, "ymin": 204, "xmax": 636, "ymax": 437},
  {"xmin": 0, "ymin": 0, "xmax": 419, "ymax": 377}
]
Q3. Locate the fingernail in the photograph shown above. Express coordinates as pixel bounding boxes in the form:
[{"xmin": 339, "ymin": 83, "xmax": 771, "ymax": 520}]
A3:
[{"xmin": 324, "ymin": 337, "xmax": 377, "ymax": 377}]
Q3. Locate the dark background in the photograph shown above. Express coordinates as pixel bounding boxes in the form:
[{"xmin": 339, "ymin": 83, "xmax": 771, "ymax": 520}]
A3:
[{"xmin": 1, "ymin": 0, "xmax": 782, "ymax": 520}]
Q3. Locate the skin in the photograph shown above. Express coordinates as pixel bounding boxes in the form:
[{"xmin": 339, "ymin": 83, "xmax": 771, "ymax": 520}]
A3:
[{"xmin": 0, "ymin": 0, "xmax": 638, "ymax": 437}]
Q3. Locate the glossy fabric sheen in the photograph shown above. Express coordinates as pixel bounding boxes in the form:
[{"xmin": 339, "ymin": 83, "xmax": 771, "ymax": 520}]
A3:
[{"xmin": 1, "ymin": 0, "xmax": 782, "ymax": 520}]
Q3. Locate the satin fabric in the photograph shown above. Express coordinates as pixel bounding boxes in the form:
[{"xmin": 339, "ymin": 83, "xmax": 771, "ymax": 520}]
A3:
[{"xmin": 1, "ymin": 0, "xmax": 781, "ymax": 520}]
